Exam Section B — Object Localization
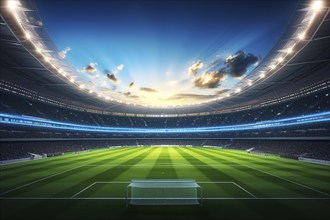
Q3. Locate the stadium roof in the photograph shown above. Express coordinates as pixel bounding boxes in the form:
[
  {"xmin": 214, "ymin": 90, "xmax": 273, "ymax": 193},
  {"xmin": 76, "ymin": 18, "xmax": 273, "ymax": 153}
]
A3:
[{"xmin": 0, "ymin": 0, "xmax": 329, "ymax": 116}]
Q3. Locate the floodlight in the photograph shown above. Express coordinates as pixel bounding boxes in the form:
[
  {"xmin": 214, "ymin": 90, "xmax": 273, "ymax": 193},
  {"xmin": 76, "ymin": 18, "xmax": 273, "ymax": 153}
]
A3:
[
  {"xmin": 7, "ymin": 0, "xmax": 19, "ymax": 12},
  {"xmin": 25, "ymin": 32, "xmax": 31, "ymax": 40},
  {"xmin": 286, "ymin": 46, "xmax": 294, "ymax": 54},
  {"xmin": 297, "ymin": 32, "xmax": 305, "ymax": 40},
  {"xmin": 311, "ymin": 1, "xmax": 322, "ymax": 12},
  {"xmin": 36, "ymin": 47, "xmax": 42, "ymax": 54}
]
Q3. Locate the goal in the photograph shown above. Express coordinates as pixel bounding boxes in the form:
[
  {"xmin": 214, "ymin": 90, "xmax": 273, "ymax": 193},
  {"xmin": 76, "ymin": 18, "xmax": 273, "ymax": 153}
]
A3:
[{"xmin": 126, "ymin": 179, "xmax": 202, "ymax": 206}]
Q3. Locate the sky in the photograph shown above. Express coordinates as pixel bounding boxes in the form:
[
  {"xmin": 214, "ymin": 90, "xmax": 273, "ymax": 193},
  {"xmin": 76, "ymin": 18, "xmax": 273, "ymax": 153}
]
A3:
[{"xmin": 36, "ymin": 0, "xmax": 299, "ymax": 106}]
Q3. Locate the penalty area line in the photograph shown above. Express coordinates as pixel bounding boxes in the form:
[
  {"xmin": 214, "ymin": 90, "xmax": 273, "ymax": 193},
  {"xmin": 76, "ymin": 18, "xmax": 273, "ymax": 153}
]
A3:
[
  {"xmin": 198, "ymin": 181, "xmax": 257, "ymax": 198},
  {"xmin": 71, "ymin": 181, "xmax": 130, "ymax": 198},
  {"xmin": 71, "ymin": 182, "xmax": 97, "ymax": 199}
]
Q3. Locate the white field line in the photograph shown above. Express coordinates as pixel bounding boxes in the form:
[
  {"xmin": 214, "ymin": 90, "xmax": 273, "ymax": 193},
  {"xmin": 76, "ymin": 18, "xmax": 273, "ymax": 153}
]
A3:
[
  {"xmin": 232, "ymin": 182, "xmax": 257, "ymax": 198},
  {"xmin": 71, "ymin": 181, "xmax": 256, "ymax": 199},
  {"xmin": 241, "ymin": 164, "xmax": 330, "ymax": 196},
  {"xmin": 71, "ymin": 181, "xmax": 130, "ymax": 198},
  {"xmin": 198, "ymin": 181, "xmax": 233, "ymax": 183},
  {"xmin": 0, "ymin": 166, "xmax": 84, "ymax": 196},
  {"xmin": 1, "ymin": 197, "xmax": 329, "ymax": 200},
  {"xmin": 71, "ymin": 182, "xmax": 97, "ymax": 199},
  {"xmin": 95, "ymin": 181, "xmax": 130, "ymax": 184},
  {"xmin": 136, "ymin": 163, "xmax": 192, "ymax": 166},
  {"xmin": 83, "ymin": 164, "xmax": 244, "ymax": 167},
  {"xmin": 198, "ymin": 181, "xmax": 257, "ymax": 198}
]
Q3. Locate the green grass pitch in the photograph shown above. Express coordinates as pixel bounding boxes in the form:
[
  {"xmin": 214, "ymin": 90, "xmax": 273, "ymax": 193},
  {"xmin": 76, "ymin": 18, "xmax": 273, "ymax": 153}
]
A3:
[{"xmin": 0, "ymin": 146, "xmax": 329, "ymax": 220}]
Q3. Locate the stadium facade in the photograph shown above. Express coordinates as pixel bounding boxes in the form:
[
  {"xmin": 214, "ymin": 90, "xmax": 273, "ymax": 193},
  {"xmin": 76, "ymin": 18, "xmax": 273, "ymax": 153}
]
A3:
[
  {"xmin": 0, "ymin": 1, "xmax": 330, "ymax": 220},
  {"xmin": 0, "ymin": 0, "xmax": 329, "ymax": 159}
]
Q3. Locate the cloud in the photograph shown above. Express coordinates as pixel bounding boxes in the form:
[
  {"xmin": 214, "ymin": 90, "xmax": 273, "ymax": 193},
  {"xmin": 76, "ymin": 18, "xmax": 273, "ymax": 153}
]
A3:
[
  {"xmin": 118, "ymin": 91, "xmax": 139, "ymax": 98},
  {"xmin": 189, "ymin": 50, "xmax": 260, "ymax": 89},
  {"xmin": 81, "ymin": 62, "xmax": 97, "ymax": 73},
  {"xmin": 140, "ymin": 87, "xmax": 158, "ymax": 93},
  {"xmin": 123, "ymin": 92, "xmax": 139, "ymax": 98},
  {"xmin": 166, "ymin": 93, "xmax": 217, "ymax": 101},
  {"xmin": 188, "ymin": 60, "xmax": 203, "ymax": 76},
  {"xmin": 106, "ymin": 73, "xmax": 120, "ymax": 83},
  {"xmin": 129, "ymin": 82, "xmax": 135, "ymax": 88},
  {"xmin": 215, "ymin": 89, "xmax": 229, "ymax": 95},
  {"xmin": 58, "ymin": 47, "xmax": 71, "ymax": 59},
  {"xmin": 225, "ymin": 50, "xmax": 260, "ymax": 77},
  {"xmin": 117, "ymin": 64, "xmax": 124, "ymax": 71},
  {"xmin": 193, "ymin": 69, "xmax": 226, "ymax": 89},
  {"xmin": 103, "ymin": 69, "xmax": 120, "ymax": 83}
]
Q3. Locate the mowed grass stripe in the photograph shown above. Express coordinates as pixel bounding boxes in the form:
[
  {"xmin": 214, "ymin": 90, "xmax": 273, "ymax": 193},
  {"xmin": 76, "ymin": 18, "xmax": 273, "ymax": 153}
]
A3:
[
  {"xmin": 0, "ymin": 147, "xmax": 143, "ymax": 196},
  {"xmin": 188, "ymin": 147, "xmax": 306, "ymax": 198},
  {"xmin": 72, "ymin": 147, "xmax": 159, "ymax": 198},
  {"xmin": 170, "ymin": 147, "xmax": 211, "ymax": 181},
  {"xmin": 3, "ymin": 147, "xmax": 153, "ymax": 197},
  {"xmin": 145, "ymin": 147, "xmax": 178, "ymax": 179},
  {"xmin": 112, "ymin": 147, "xmax": 163, "ymax": 181},
  {"xmin": 74, "ymin": 147, "xmax": 163, "ymax": 198},
  {"xmin": 76, "ymin": 147, "xmax": 144, "ymax": 166},
  {"xmin": 0, "ymin": 147, "xmax": 132, "ymax": 179},
  {"xmin": 2, "ymin": 146, "xmax": 329, "ymax": 200},
  {"xmin": 0, "ymin": 149, "xmax": 106, "ymax": 170},
  {"xmin": 50, "ymin": 147, "xmax": 156, "ymax": 198},
  {"xmin": 192, "ymin": 147, "xmax": 330, "ymax": 197},
  {"xmin": 179, "ymin": 147, "xmax": 259, "ymax": 198},
  {"xmin": 200, "ymin": 147, "xmax": 330, "ymax": 194},
  {"xmin": 205, "ymin": 148, "xmax": 330, "ymax": 177},
  {"xmin": 166, "ymin": 147, "xmax": 179, "ymax": 178},
  {"xmin": 174, "ymin": 147, "xmax": 247, "ymax": 198},
  {"xmin": 0, "ymin": 147, "xmax": 139, "ymax": 191},
  {"xmin": 46, "ymin": 147, "xmax": 155, "ymax": 218},
  {"xmin": 0, "ymin": 147, "xmax": 128, "ymax": 171},
  {"xmin": 145, "ymin": 148, "xmax": 167, "ymax": 179}
]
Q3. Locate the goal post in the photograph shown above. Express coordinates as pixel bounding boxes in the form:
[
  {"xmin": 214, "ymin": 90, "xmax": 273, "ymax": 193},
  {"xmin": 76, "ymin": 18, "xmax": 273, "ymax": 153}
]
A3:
[{"xmin": 126, "ymin": 179, "xmax": 202, "ymax": 207}]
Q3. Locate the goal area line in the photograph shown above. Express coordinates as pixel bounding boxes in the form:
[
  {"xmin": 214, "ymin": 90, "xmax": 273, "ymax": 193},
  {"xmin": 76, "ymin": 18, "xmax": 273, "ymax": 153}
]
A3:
[{"xmin": 70, "ymin": 181, "xmax": 256, "ymax": 200}]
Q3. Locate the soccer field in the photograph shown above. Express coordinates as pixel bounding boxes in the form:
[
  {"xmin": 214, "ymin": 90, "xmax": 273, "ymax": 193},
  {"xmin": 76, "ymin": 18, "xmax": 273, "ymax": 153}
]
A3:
[{"xmin": 1, "ymin": 146, "xmax": 329, "ymax": 220}]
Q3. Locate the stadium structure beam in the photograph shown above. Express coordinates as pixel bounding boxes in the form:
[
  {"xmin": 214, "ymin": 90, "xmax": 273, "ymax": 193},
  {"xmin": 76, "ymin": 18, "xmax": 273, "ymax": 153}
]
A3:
[{"xmin": 286, "ymin": 59, "xmax": 330, "ymax": 66}]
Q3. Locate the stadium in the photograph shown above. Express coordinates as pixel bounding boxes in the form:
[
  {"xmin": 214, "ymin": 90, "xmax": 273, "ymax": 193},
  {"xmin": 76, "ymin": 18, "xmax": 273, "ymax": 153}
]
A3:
[{"xmin": 0, "ymin": 0, "xmax": 329, "ymax": 219}]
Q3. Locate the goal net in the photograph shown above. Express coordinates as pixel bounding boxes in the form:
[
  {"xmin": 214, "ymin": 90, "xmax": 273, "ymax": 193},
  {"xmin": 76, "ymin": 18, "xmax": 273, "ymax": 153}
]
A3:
[{"xmin": 126, "ymin": 179, "xmax": 202, "ymax": 206}]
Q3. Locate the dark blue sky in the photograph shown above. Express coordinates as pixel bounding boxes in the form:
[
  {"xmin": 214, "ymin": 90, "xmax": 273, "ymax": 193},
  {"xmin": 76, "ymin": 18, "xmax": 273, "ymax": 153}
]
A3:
[{"xmin": 35, "ymin": 0, "xmax": 299, "ymax": 105}]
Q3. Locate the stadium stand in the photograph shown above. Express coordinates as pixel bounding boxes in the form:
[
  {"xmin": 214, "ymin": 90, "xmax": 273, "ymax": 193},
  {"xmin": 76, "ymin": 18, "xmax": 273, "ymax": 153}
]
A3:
[
  {"xmin": 1, "ymin": 140, "xmax": 329, "ymax": 161},
  {"xmin": 0, "ymin": 88, "xmax": 329, "ymax": 128}
]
